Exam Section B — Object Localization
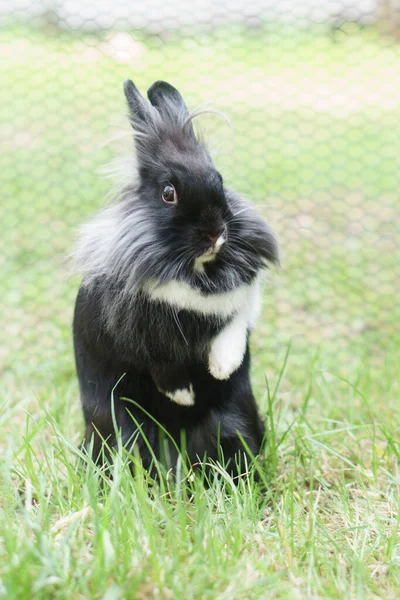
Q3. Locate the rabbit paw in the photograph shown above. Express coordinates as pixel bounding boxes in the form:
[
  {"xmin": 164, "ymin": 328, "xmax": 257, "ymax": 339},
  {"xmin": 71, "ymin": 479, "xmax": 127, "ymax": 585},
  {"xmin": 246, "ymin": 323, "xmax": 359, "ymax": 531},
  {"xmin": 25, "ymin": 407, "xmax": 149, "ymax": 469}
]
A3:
[
  {"xmin": 208, "ymin": 316, "xmax": 247, "ymax": 380},
  {"xmin": 151, "ymin": 364, "xmax": 195, "ymax": 406},
  {"xmin": 164, "ymin": 385, "xmax": 195, "ymax": 406}
]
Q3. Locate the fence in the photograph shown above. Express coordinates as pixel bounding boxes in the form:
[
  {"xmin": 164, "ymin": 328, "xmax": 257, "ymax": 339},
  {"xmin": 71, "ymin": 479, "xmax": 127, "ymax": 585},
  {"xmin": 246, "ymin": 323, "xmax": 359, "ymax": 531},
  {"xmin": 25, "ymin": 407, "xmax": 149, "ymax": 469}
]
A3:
[{"xmin": 2, "ymin": 1, "xmax": 399, "ymax": 392}]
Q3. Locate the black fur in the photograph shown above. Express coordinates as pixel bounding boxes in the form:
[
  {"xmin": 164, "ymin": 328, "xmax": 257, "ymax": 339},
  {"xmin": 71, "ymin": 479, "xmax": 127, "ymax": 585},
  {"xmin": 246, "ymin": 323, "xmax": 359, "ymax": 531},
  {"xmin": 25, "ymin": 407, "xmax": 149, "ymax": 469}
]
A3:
[{"xmin": 73, "ymin": 80, "xmax": 279, "ymax": 479}]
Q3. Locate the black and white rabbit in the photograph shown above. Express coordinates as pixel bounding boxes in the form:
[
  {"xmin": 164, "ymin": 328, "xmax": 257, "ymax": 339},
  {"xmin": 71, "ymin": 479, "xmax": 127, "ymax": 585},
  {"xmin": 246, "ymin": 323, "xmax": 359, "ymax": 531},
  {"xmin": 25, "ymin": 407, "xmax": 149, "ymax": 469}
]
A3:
[{"xmin": 73, "ymin": 79, "xmax": 279, "ymax": 477}]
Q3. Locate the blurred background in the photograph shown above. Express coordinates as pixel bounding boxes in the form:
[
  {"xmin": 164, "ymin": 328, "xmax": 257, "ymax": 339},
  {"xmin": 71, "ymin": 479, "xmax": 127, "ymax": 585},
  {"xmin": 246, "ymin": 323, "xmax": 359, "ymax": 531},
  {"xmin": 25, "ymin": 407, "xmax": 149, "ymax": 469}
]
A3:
[{"xmin": 1, "ymin": 0, "xmax": 400, "ymax": 399}]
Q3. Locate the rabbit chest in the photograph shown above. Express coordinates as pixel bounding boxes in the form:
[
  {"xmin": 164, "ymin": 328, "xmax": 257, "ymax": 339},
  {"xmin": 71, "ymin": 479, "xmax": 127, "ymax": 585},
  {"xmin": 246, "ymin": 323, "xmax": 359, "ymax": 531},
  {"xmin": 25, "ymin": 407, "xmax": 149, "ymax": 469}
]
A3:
[{"xmin": 140, "ymin": 276, "xmax": 261, "ymax": 364}]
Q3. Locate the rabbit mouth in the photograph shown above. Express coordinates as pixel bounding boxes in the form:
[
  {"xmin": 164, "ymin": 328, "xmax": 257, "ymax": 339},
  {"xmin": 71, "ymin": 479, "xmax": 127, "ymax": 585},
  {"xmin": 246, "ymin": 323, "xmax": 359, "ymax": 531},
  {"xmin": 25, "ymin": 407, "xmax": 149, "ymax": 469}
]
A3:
[{"xmin": 194, "ymin": 234, "xmax": 226, "ymax": 272}]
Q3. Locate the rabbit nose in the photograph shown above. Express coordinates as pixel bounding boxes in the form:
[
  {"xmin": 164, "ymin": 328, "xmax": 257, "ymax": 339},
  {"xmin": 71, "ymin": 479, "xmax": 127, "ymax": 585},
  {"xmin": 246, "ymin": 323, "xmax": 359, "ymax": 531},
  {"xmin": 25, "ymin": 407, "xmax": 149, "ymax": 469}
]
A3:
[
  {"xmin": 205, "ymin": 229, "xmax": 226, "ymax": 247},
  {"xmin": 207, "ymin": 234, "xmax": 219, "ymax": 245}
]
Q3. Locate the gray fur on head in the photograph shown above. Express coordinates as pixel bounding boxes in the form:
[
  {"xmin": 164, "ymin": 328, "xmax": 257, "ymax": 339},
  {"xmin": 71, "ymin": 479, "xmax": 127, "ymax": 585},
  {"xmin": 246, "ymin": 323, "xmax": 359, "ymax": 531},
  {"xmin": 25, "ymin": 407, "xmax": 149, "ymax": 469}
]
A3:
[
  {"xmin": 73, "ymin": 79, "xmax": 279, "ymax": 304},
  {"xmin": 123, "ymin": 79, "xmax": 210, "ymax": 172}
]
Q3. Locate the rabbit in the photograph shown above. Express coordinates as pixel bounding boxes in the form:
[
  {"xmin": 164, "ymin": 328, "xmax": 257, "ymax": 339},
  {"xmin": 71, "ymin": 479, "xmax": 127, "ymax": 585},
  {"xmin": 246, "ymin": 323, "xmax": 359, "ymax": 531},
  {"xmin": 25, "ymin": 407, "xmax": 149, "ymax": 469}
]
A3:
[{"xmin": 73, "ymin": 79, "xmax": 279, "ymax": 479}]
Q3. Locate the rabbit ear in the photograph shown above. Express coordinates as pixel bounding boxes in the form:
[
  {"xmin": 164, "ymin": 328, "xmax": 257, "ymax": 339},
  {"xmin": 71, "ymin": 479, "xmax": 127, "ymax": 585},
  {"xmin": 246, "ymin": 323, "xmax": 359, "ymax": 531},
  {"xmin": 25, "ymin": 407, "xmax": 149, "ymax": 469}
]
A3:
[
  {"xmin": 123, "ymin": 79, "xmax": 150, "ymax": 123},
  {"xmin": 147, "ymin": 81, "xmax": 188, "ymax": 113},
  {"xmin": 147, "ymin": 81, "xmax": 195, "ymax": 137}
]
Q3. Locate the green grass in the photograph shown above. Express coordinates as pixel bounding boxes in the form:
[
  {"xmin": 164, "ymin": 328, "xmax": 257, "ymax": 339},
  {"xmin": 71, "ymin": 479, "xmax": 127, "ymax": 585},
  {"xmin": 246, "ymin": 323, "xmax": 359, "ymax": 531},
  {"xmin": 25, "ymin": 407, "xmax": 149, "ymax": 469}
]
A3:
[
  {"xmin": 1, "ymin": 355, "xmax": 400, "ymax": 599},
  {"xmin": 1, "ymin": 21, "xmax": 400, "ymax": 599}
]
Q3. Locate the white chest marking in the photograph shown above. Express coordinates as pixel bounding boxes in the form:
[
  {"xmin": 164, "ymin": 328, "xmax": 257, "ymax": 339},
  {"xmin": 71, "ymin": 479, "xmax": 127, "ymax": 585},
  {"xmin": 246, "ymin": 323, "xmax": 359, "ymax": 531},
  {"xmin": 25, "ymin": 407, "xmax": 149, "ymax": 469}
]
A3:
[{"xmin": 144, "ymin": 277, "xmax": 260, "ymax": 319}]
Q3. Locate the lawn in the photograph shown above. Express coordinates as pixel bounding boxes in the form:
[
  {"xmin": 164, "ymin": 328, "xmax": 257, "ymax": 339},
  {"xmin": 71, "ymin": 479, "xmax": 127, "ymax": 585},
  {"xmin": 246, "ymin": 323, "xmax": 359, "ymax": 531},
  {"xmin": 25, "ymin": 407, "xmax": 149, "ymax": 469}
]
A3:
[{"xmin": 1, "ymin": 21, "xmax": 399, "ymax": 598}]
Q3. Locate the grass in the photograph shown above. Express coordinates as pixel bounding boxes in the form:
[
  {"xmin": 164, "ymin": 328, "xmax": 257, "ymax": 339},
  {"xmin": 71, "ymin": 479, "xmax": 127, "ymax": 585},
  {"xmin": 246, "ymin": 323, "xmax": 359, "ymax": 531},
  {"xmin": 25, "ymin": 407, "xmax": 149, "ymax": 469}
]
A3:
[
  {"xmin": 1, "ymin": 355, "xmax": 400, "ymax": 599},
  {"xmin": 1, "ymin": 19, "xmax": 400, "ymax": 599}
]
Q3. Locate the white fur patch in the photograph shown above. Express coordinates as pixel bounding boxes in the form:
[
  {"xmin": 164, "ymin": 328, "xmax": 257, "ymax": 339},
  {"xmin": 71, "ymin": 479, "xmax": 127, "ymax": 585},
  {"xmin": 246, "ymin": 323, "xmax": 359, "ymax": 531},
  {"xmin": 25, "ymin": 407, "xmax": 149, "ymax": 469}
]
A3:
[
  {"xmin": 247, "ymin": 277, "xmax": 262, "ymax": 329},
  {"xmin": 193, "ymin": 234, "xmax": 226, "ymax": 273},
  {"xmin": 165, "ymin": 385, "xmax": 195, "ymax": 406},
  {"xmin": 215, "ymin": 234, "xmax": 226, "ymax": 250},
  {"xmin": 144, "ymin": 277, "xmax": 260, "ymax": 319},
  {"xmin": 208, "ymin": 310, "xmax": 248, "ymax": 380},
  {"xmin": 194, "ymin": 254, "xmax": 215, "ymax": 273}
]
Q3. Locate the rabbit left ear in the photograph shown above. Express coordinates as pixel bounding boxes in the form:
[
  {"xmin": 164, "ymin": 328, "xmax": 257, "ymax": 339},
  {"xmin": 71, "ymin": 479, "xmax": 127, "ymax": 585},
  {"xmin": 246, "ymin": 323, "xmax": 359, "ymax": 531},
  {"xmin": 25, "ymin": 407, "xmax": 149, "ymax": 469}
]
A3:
[{"xmin": 147, "ymin": 81, "xmax": 195, "ymax": 136}]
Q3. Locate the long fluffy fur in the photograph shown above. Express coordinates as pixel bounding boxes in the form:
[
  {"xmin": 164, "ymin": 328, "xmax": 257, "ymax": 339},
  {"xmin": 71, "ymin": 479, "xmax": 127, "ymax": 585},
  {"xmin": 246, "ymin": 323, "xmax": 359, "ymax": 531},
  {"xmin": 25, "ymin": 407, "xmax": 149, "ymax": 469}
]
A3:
[
  {"xmin": 73, "ymin": 80, "xmax": 279, "ymax": 478},
  {"xmin": 74, "ymin": 187, "xmax": 278, "ymax": 294}
]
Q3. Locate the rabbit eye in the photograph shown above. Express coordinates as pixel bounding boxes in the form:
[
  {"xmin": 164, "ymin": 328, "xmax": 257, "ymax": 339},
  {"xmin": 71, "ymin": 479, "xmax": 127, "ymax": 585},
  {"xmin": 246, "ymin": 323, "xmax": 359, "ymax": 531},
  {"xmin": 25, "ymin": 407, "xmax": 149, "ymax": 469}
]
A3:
[{"xmin": 162, "ymin": 184, "xmax": 177, "ymax": 205}]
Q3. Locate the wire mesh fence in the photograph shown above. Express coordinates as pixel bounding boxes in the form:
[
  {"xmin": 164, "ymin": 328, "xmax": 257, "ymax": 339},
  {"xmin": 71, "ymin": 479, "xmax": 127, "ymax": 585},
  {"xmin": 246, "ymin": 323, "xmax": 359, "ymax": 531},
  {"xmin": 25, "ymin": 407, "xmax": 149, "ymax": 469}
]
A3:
[{"xmin": 2, "ymin": 1, "xmax": 400, "ymax": 392}]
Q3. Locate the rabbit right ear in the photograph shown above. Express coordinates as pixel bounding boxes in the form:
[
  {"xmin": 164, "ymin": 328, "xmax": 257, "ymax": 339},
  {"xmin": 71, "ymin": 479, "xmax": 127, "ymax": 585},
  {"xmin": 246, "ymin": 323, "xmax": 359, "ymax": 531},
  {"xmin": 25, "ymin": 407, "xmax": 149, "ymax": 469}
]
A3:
[
  {"xmin": 147, "ymin": 80, "xmax": 196, "ymax": 138},
  {"xmin": 123, "ymin": 79, "xmax": 150, "ymax": 124},
  {"xmin": 147, "ymin": 81, "xmax": 188, "ymax": 115}
]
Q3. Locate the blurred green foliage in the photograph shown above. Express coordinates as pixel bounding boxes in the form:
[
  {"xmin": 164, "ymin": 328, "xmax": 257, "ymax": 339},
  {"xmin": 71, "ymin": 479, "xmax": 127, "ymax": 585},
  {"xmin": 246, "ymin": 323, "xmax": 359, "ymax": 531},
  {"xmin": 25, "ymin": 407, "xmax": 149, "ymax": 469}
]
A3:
[
  {"xmin": 1, "ymin": 22, "xmax": 400, "ymax": 600},
  {"xmin": 1, "ymin": 22, "xmax": 399, "ymax": 397}
]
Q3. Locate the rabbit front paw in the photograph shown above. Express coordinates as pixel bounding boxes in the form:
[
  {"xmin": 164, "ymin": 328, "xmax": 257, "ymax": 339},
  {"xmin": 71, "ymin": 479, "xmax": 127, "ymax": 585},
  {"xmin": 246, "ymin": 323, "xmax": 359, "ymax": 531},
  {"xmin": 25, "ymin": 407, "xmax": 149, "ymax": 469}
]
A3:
[
  {"xmin": 150, "ymin": 363, "xmax": 195, "ymax": 406},
  {"xmin": 164, "ymin": 384, "xmax": 195, "ymax": 406},
  {"xmin": 208, "ymin": 344, "xmax": 244, "ymax": 380},
  {"xmin": 208, "ymin": 315, "xmax": 248, "ymax": 380}
]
